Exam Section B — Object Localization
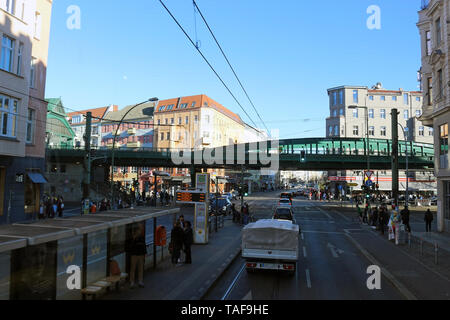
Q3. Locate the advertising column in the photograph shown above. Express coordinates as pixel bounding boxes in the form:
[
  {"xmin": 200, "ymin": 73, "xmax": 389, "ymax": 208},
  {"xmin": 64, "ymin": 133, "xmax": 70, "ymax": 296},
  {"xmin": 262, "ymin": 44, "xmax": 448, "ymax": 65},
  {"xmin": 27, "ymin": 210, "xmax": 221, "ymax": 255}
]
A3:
[{"xmin": 194, "ymin": 174, "xmax": 209, "ymax": 244}]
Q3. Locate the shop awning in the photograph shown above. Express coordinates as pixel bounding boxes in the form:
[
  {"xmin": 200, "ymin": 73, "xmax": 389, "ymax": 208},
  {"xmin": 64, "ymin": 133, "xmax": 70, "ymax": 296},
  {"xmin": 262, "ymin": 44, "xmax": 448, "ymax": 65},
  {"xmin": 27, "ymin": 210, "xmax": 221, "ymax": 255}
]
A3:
[{"xmin": 27, "ymin": 172, "xmax": 48, "ymax": 184}]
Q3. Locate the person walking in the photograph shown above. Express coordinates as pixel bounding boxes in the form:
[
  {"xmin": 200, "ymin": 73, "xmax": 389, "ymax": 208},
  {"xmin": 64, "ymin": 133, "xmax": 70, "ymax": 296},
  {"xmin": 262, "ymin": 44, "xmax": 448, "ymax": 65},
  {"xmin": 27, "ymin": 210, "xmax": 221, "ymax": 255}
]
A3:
[
  {"xmin": 183, "ymin": 221, "xmax": 193, "ymax": 264},
  {"xmin": 424, "ymin": 209, "xmax": 433, "ymax": 232},
  {"xmin": 57, "ymin": 197, "xmax": 64, "ymax": 218},
  {"xmin": 400, "ymin": 206, "xmax": 411, "ymax": 233},
  {"xmin": 357, "ymin": 203, "xmax": 363, "ymax": 223},
  {"xmin": 38, "ymin": 201, "xmax": 45, "ymax": 220},
  {"xmin": 127, "ymin": 224, "xmax": 147, "ymax": 289},
  {"xmin": 51, "ymin": 200, "xmax": 58, "ymax": 219},
  {"xmin": 170, "ymin": 221, "xmax": 184, "ymax": 266},
  {"xmin": 372, "ymin": 206, "xmax": 379, "ymax": 228},
  {"xmin": 379, "ymin": 206, "xmax": 388, "ymax": 235}
]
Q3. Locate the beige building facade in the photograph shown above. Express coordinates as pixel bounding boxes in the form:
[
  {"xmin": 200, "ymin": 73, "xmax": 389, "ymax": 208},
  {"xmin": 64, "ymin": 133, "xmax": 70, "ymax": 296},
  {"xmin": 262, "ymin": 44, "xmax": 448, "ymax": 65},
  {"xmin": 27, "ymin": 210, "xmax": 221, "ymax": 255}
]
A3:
[
  {"xmin": 0, "ymin": 0, "xmax": 53, "ymax": 223},
  {"xmin": 417, "ymin": 0, "xmax": 450, "ymax": 232},
  {"xmin": 325, "ymin": 84, "xmax": 436, "ymax": 195}
]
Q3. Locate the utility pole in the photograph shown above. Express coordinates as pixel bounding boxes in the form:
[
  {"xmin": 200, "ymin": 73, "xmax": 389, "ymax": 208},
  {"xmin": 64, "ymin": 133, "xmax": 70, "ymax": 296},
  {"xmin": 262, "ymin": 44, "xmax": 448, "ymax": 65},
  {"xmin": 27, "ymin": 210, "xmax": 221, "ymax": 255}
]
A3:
[
  {"xmin": 83, "ymin": 112, "xmax": 92, "ymax": 201},
  {"xmin": 391, "ymin": 109, "xmax": 399, "ymax": 208}
]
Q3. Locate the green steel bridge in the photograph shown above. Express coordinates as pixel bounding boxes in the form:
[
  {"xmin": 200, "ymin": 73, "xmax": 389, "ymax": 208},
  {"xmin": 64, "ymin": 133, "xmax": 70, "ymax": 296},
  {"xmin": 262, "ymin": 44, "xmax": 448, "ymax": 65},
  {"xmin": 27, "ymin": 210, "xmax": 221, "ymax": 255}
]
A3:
[{"xmin": 47, "ymin": 137, "xmax": 434, "ymax": 171}]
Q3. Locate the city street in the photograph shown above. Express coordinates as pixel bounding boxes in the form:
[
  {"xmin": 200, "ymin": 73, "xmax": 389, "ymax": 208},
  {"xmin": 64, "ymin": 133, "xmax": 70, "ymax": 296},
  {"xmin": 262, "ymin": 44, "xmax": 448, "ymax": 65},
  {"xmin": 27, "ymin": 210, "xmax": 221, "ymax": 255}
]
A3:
[{"xmin": 204, "ymin": 191, "xmax": 450, "ymax": 300}]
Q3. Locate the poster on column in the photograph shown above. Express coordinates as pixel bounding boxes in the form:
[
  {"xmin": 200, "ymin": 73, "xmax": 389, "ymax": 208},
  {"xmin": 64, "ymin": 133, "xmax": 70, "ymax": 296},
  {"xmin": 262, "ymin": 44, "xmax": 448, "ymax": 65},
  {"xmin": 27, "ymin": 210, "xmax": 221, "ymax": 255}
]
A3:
[{"xmin": 194, "ymin": 203, "xmax": 208, "ymax": 244}]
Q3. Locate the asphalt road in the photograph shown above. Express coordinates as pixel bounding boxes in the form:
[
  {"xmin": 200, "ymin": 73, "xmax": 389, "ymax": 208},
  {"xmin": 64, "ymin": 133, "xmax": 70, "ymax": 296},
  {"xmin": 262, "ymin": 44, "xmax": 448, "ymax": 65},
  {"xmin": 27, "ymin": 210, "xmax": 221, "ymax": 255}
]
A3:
[{"xmin": 204, "ymin": 192, "xmax": 405, "ymax": 300}]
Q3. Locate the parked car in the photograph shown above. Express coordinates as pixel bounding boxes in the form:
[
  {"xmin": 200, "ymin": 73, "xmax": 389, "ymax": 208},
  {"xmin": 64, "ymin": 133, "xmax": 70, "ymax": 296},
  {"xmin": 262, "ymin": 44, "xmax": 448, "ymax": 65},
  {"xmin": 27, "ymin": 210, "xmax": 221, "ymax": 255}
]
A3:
[
  {"xmin": 210, "ymin": 197, "xmax": 232, "ymax": 215},
  {"xmin": 430, "ymin": 196, "xmax": 437, "ymax": 206}
]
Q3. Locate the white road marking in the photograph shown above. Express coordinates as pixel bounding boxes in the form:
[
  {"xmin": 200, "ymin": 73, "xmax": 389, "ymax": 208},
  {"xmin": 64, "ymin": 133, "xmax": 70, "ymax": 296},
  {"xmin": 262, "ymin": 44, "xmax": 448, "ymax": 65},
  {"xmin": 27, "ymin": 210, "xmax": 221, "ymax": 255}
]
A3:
[
  {"xmin": 303, "ymin": 246, "xmax": 307, "ymax": 258},
  {"xmin": 301, "ymin": 233, "xmax": 304, "ymax": 240},
  {"xmin": 305, "ymin": 269, "xmax": 312, "ymax": 288},
  {"xmin": 327, "ymin": 243, "xmax": 339, "ymax": 258}
]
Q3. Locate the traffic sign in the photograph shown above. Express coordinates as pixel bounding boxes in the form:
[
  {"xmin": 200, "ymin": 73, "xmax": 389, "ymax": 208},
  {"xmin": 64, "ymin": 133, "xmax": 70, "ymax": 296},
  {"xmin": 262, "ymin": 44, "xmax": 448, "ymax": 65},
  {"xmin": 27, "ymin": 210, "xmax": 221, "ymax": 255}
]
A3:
[
  {"xmin": 365, "ymin": 179, "xmax": 373, "ymax": 187},
  {"xmin": 364, "ymin": 171, "xmax": 374, "ymax": 180}
]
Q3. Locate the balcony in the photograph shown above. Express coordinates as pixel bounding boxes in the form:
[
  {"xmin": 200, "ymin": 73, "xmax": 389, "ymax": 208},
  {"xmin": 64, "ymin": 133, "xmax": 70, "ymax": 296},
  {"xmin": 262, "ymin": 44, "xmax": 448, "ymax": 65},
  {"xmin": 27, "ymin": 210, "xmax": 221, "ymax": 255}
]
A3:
[{"xmin": 128, "ymin": 128, "xmax": 137, "ymax": 135}]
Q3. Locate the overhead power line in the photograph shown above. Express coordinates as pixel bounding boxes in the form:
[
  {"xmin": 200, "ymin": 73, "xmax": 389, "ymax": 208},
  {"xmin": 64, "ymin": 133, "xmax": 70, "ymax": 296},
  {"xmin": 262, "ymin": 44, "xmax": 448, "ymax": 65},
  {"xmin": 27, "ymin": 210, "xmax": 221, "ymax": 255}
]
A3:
[
  {"xmin": 158, "ymin": 0, "xmax": 259, "ymax": 130},
  {"xmin": 192, "ymin": 0, "xmax": 271, "ymax": 137}
]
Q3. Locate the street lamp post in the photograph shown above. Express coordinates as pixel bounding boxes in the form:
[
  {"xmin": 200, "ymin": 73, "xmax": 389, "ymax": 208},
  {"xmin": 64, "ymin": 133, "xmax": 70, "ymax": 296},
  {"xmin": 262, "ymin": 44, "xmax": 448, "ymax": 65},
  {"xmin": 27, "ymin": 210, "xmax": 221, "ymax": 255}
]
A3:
[
  {"xmin": 398, "ymin": 123, "xmax": 410, "ymax": 207},
  {"xmin": 110, "ymin": 98, "xmax": 158, "ymax": 208}
]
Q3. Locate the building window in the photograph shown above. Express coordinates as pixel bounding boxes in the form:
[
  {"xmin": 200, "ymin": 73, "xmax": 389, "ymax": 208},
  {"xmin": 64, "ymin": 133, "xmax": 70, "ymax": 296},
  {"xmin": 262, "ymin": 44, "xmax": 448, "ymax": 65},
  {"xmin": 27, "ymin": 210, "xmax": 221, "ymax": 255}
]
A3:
[
  {"xmin": 352, "ymin": 108, "xmax": 358, "ymax": 118},
  {"xmin": 160, "ymin": 132, "xmax": 164, "ymax": 141},
  {"xmin": 339, "ymin": 90, "xmax": 343, "ymax": 104},
  {"xmin": 1, "ymin": 35, "xmax": 15, "ymax": 72},
  {"xmin": 369, "ymin": 126, "xmax": 375, "ymax": 136},
  {"xmin": 167, "ymin": 132, "xmax": 170, "ymax": 141},
  {"xmin": 369, "ymin": 96, "xmax": 374, "ymax": 101},
  {"xmin": 353, "ymin": 90, "xmax": 358, "ymax": 103},
  {"xmin": 426, "ymin": 30, "xmax": 432, "ymax": 56},
  {"xmin": 158, "ymin": 106, "xmax": 165, "ymax": 112},
  {"xmin": 380, "ymin": 96, "xmax": 385, "ymax": 101},
  {"xmin": 427, "ymin": 77, "xmax": 433, "ymax": 105},
  {"xmin": 339, "ymin": 108, "xmax": 344, "ymax": 116},
  {"xmin": 328, "ymin": 126, "xmax": 332, "ymax": 136},
  {"xmin": 429, "ymin": 127, "xmax": 434, "ymax": 136},
  {"xmin": 353, "ymin": 126, "xmax": 359, "ymax": 136},
  {"xmin": 438, "ymin": 69, "xmax": 443, "ymax": 99},
  {"xmin": 380, "ymin": 126, "xmax": 387, "ymax": 136},
  {"xmin": 368, "ymin": 109, "xmax": 374, "ymax": 119},
  {"xmin": 392, "ymin": 96, "xmax": 397, "ymax": 101},
  {"xmin": 416, "ymin": 97, "xmax": 421, "ymax": 102},
  {"xmin": 26, "ymin": 108, "xmax": 34, "ymax": 143},
  {"xmin": 194, "ymin": 115, "xmax": 198, "ymax": 123},
  {"xmin": 5, "ymin": 0, "xmax": 15, "ymax": 15},
  {"xmin": 167, "ymin": 104, "xmax": 174, "ymax": 111},
  {"xmin": 16, "ymin": 42, "xmax": 23, "ymax": 75},
  {"xmin": 416, "ymin": 110, "xmax": 422, "ymax": 117},
  {"xmin": 334, "ymin": 125, "xmax": 338, "ymax": 136},
  {"xmin": 332, "ymin": 109, "xmax": 337, "ymax": 117},
  {"xmin": 185, "ymin": 116, "xmax": 189, "ymax": 125},
  {"xmin": 404, "ymin": 110, "xmax": 409, "ymax": 120},
  {"xmin": 157, "ymin": 119, "xmax": 160, "ymax": 125},
  {"xmin": 165, "ymin": 118, "xmax": 168, "ymax": 125},
  {"xmin": 34, "ymin": 11, "xmax": 42, "ymax": 39},
  {"xmin": 403, "ymin": 93, "xmax": 408, "ymax": 105},
  {"xmin": 178, "ymin": 117, "xmax": 181, "ymax": 125},
  {"xmin": 191, "ymin": 102, "xmax": 196, "ymax": 108},
  {"xmin": 30, "ymin": 57, "xmax": 36, "ymax": 88},
  {"xmin": 380, "ymin": 109, "xmax": 386, "ymax": 119},
  {"xmin": 436, "ymin": 17, "xmax": 441, "ymax": 46},
  {"xmin": 170, "ymin": 118, "xmax": 174, "ymax": 124},
  {"xmin": 0, "ymin": 95, "xmax": 18, "ymax": 138},
  {"xmin": 419, "ymin": 126, "xmax": 424, "ymax": 136},
  {"xmin": 439, "ymin": 123, "xmax": 448, "ymax": 169}
]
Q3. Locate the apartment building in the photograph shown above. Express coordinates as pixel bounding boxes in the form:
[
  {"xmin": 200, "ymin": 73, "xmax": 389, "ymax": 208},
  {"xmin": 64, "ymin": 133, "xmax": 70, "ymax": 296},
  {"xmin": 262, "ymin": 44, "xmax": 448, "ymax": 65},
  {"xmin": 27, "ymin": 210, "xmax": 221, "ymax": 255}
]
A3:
[
  {"xmin": 154, "ymin": 94, "xmax": 268, "ymax": 192},
  {"xmin": 67, "ymin": 105, "xmax": 117, "ymax": 149},
  {"xmin": 417, "ymin": 0, "xmax": 450, "ymax": 232},
  {"xmin": 325, "ymin": 84, "xmax": 436, "ymax": 194},
  {"xmin": 0, "ymin": 0, "xmax": 52, "ymax": 224}
]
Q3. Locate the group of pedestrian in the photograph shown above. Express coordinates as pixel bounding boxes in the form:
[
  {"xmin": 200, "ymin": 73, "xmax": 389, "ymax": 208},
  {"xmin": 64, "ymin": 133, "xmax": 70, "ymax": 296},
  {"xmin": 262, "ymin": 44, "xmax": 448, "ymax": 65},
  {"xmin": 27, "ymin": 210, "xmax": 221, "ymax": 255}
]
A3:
[
  {"xmin": 39, "ymin": 195, "xmax": 64, "ymax": 219},
  {"xmin": 169, "ymin": 215, "xmax": 194, "ymax": 266}
]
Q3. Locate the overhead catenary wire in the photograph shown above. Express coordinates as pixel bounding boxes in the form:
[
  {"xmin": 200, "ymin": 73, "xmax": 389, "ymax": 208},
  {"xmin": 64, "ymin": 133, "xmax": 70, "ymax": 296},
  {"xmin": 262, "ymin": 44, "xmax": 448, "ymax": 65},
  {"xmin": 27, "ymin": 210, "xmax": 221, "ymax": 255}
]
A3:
[
  {"xmin": 192, "ymin": 0, "xmax": 271, "ymax": 137},
  {"xmin": 158, "ymin": 0, "xmax": 259, "ymax": 130}
]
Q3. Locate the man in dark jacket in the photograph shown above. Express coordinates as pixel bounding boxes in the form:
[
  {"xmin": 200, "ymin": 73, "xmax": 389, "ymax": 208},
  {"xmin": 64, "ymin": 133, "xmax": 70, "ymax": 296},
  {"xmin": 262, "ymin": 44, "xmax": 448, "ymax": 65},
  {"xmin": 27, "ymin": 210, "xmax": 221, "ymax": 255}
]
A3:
[
  {"xmin": 379, "ymin": 207, "xmax": 389, "ymax": 235},
  {"xmin": 183, "ymin": 221, "xmax": 193, "ymax": 264},
  {"xmin": 401, "ymin": 206, "xmax": 411, "ymax": 233},
  {"xmin": 424, "ymin": 209, "xmax": 433, "ymax": 232},
  {"xmin": 170, "ymin": 221, "xmax": 184, "ymax": 265},
  {"xmin": 127, "ymin": 224, "xmax": 147, "ymax": 288}
]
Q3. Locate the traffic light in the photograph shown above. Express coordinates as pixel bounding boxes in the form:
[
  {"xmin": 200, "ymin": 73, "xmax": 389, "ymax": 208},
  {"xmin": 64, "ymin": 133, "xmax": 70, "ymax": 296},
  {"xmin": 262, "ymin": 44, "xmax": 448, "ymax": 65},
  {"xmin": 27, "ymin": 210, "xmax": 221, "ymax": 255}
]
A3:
[{"xmin": 300, "ymin": 150, "xmax": 306, "ymax": 162}]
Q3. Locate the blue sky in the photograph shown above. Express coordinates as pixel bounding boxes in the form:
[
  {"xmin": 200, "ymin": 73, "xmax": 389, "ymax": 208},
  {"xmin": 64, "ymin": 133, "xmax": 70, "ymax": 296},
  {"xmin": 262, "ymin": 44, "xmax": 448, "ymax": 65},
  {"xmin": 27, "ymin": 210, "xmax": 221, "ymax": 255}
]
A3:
[{"xmin": 46, "ymin": 0, "xmax": 423, "ymax": 139}]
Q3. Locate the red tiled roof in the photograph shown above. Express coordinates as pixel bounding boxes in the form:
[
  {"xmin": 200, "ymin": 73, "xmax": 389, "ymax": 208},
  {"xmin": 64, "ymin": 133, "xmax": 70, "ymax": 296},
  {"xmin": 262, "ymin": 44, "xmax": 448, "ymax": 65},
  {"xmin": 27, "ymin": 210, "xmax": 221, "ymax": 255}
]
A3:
[
  {"xmin": 155, "ymin": 94, "xmax": 243, "ymax": 125},
  {"xmin": 67, "ymin": 105, "xmax": 117, "ymax": 124}
]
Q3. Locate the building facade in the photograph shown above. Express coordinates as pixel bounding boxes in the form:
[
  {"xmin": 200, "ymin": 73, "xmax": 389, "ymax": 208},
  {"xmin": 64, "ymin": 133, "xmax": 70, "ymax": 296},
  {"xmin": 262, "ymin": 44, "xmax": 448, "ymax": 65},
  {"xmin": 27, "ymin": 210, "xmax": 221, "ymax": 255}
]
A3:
[
  {"xmin": 417, "ymin": 0, "xmax": 450, "ymax": 232},
  {"xmin": 325, "ymin": 84, "xmax": 436, "ymax": 195},
  {"xmin": 0, "ymin": 0, "xmax": 52, "ymax": 224},
  {"xmin": 67, "ymin": 105, "xmax": 117, "ymax": 149}
]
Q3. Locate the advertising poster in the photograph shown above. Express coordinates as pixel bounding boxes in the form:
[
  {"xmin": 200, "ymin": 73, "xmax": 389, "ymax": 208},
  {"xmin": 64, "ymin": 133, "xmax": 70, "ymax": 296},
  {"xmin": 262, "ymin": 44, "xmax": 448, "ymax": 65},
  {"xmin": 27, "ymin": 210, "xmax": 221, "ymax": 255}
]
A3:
[
  {"xmin": 11, "ymin": 242, "xmax": 57, "ymax": 300},
  {"xmin": 194, "ymin": 203, "xmax": 208, "ymax": 244},
  {"xmin": 56, "ymin": 235, "xmax": 83, "ymax": 300},
  {"xmin": 86, "ymin": 229, "xmax": 107, "ymax": 285}
]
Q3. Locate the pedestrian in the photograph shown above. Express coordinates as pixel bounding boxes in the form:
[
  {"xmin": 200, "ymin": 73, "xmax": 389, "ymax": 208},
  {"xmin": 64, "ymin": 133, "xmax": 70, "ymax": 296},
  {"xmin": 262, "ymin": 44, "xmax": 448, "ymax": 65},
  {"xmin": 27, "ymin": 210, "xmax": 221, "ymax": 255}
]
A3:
[
  {"xmin": 363, "ymin": 204, "xmax": 369, "ymax": 224},
  {"xmin": 231, "ymin": 203, "xmax": 238, "ymax": 223},
  {"xmin": 38, "ymin": 201, "xmax": 45, "ymax": 220},
  {"xmin": 372, "ymin": 206, "xmax": 379, "ymax": 227},
  {"xmin": 400, "ymin": 206, "xmax": 411, "ymax": 233},
  {"xmin": 178, "ymin": 215, "xmax": 186, "ymax": 229},
  {"xmin": 170, "ymin": 221, "xmax": 184, "ymax": 266},
  {"xmin": 379, "ymin": 207, "xmax": 388, "ymax": 235},
  {"xmin": 183, "ymin": 221, "xmax": 193, "ymax": 264},
  {"xmin": 57, "ymin": 197, "xmax": 64, "ymax": 218},
  {"xmin": 357, "ymin": 203, "xmax": 363, "ymax": 222},
  {"xmin": 90, "ymin": 202, "xmax": 97, "ymax": 214},
  {"xmin": 51, "ymin": 200, "xmax": 57, "ymax": 218},
  {"xmin": 127, "ymin": 224, "xmax": 147, "ymax": 289},
  {"xmin": 424, "ymin": 209, "xmax": 433, "ymax": 232},
  {"xmin": 389, "ymin": 210, "xmax": 401, "ymax": 245}
]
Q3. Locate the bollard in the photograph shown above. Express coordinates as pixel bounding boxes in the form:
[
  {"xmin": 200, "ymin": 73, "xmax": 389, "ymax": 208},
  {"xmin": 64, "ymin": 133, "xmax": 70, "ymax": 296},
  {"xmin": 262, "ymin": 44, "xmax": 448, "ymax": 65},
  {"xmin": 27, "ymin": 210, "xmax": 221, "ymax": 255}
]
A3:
[
  {"xmin": 420, "ymin": 240, "xmax": 423, "ymax": 256},
  {"xmin": 408, "ymin": 232, "xmax": 411, "ymax": 248},
  {"xmin": 434, "ymin": 242, "xmax": 438, "ymax": 265}
]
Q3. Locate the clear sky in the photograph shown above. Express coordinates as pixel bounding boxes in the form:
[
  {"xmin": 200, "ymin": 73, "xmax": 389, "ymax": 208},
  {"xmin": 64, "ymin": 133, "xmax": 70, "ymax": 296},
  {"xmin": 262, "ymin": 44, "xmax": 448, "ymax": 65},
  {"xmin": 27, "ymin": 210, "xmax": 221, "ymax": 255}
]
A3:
[{"xmin": 46, "ymin": 0, "xmax": 423, "ymax": 139}]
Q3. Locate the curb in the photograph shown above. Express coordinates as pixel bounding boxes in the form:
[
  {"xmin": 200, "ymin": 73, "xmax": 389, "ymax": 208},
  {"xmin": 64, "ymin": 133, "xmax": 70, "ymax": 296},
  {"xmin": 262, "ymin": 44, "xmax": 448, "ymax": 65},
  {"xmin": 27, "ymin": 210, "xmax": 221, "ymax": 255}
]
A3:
[{"xmin": 197, "ymin": 246, "xmax": 242, "ymax": 300}]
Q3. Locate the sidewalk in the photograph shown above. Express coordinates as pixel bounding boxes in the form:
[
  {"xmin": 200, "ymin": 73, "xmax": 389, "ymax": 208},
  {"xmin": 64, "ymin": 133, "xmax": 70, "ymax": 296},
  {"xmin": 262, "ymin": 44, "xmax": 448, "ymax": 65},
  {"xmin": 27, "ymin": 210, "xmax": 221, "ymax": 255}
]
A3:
[
  {"xmin": 411, "ymin": 231, "xmax": 450, "ymax": 254},
  {"xmin": 101, "ymin": 218, "xmax": 243, "ymax": 300}
]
